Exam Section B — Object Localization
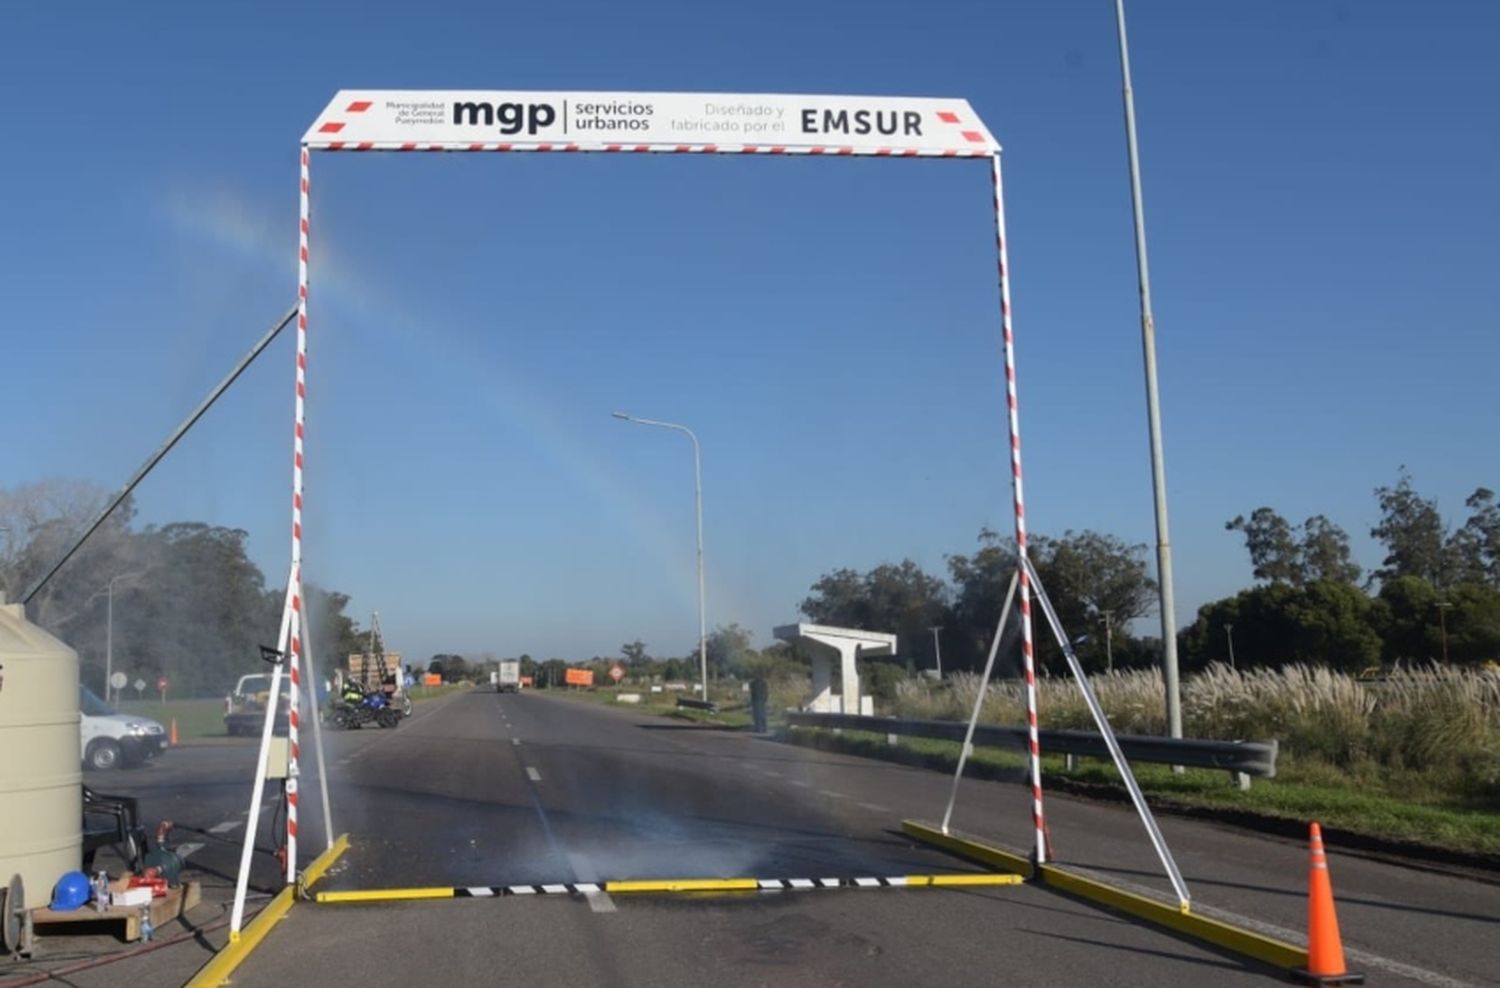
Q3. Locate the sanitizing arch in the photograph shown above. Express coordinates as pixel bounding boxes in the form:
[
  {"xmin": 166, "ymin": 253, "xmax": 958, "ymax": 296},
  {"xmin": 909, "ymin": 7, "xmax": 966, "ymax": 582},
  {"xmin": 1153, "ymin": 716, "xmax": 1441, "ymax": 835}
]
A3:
[{"xmin": 231, "ymin": 89, "xmax": 1176, "ymax": 936}]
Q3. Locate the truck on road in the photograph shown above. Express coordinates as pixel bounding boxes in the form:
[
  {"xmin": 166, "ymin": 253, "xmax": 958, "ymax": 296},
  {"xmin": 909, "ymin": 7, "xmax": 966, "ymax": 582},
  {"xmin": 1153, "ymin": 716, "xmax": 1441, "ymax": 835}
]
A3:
[
  {"xmin": 346, "ymin": 647, "xmax": 412, "ymax": 717},
  {"xmin": 224, "ymin": 673, "xmax": 291, "ymax": 737},
  {"xmin": 496, "ymin": 659, "xmax": 521, "ymax": 693}
]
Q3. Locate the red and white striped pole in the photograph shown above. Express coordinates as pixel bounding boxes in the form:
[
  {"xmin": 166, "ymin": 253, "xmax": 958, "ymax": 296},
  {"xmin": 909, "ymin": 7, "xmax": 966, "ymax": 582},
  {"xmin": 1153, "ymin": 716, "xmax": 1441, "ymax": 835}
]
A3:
[
  {"xmin": 282, "ymin": 145, "xmax": 312, "ymax": 881},
  {"xmin": 991, "ymin": 153, "xmax": 1047, "ymax": 865}
]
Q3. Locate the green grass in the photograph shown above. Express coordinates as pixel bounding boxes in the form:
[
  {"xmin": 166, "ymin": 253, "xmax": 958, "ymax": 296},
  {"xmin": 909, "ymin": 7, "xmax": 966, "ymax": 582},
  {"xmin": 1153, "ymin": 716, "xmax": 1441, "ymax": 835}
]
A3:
[
  {"xmin": 117, "ymin": 697, "xmax": 227, "ymax": 740},
  {"xmin": 111, "ymin": 684, "xmax": 470, "ymax": 739},
  {"xmin": 788, "ymin": 728, "xmax": 1500, "ymax": 858},
  {"xmin": 406, "ymin": 683, "xmax": 472, "ymax": 704},
  {"xmin": 544, "ymin": 685, "xmax": 754, "ymax": 728}
]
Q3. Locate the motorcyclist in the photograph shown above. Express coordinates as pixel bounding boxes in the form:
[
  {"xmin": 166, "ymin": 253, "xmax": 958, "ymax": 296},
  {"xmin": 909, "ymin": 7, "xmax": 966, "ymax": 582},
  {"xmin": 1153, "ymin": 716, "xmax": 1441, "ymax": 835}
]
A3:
[{"xmin": 340, "ymin": 678, "xmax": 366, "ymax": 706}]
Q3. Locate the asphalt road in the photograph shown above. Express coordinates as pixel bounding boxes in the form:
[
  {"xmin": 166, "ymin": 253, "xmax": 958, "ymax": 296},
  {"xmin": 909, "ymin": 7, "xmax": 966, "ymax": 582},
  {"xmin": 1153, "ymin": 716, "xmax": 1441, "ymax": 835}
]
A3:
[{"xmin": 8, "ymin": 689, "xmax": 1496, "ymax": 987}]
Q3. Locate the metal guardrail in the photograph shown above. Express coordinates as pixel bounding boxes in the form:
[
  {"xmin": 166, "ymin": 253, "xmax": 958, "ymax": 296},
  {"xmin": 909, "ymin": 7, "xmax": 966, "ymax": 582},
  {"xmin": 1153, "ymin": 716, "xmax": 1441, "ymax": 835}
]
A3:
[{"xmin": 785, "ymin": 711, "xmax": 1277, "ymax": 783}]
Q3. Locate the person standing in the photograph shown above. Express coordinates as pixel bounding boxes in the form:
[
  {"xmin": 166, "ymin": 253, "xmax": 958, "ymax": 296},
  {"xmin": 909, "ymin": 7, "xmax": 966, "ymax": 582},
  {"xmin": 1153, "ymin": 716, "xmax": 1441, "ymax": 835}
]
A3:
[{"xmin": 750, "ymin": 675, "xmax": 769, "ymax": 734}]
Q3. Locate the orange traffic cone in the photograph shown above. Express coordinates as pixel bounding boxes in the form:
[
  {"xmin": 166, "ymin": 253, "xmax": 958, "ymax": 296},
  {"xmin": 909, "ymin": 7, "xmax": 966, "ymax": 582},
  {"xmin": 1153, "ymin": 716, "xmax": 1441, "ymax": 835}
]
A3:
[
  {"xmin": 169, "ymin": 719, "xmax": 179, "ymax": 746},
  {"xmin": 1291, "ymin": 822, "xmax": 1364, "ymax": 985}
]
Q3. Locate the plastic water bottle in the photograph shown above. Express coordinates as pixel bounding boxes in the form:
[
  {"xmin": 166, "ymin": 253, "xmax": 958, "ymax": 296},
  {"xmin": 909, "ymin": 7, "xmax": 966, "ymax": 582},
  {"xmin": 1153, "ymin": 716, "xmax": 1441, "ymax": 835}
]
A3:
[
  {"xmin": 139, "ymin": 907, "xmax": 153, "ymax": 942},
  {"xmin": 93, "ymin": 872, "xmax": 109, "ymax": 913}
]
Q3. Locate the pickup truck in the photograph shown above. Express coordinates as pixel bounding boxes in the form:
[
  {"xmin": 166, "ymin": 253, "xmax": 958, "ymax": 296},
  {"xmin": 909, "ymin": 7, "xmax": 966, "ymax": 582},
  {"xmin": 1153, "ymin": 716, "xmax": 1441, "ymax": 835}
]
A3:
[{"xmin": 224, "ymin": 673, "xmax": 291, "ymax": 737}]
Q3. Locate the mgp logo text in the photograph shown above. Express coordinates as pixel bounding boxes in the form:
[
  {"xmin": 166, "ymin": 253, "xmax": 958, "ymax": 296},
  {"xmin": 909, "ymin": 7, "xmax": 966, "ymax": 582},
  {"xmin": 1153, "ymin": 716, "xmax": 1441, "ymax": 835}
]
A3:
[{"xmin": 453, "ymin": 100, "xmax": 558, "ymax": 135}]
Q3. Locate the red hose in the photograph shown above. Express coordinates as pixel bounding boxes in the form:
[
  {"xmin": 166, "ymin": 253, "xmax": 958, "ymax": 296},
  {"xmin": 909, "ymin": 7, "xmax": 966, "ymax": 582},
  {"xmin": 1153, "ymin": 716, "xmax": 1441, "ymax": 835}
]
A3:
[{"xmin": 0, "ymin": 899, "xmax": 264, "ymax": 988}]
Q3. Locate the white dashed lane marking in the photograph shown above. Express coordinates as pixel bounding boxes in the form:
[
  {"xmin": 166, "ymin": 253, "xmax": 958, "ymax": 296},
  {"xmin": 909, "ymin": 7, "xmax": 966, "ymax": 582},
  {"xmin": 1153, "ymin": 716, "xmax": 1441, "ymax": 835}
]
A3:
[
  {"xmin": 526, "ymin": 766, "xmax": 542, "ymax": 782},
  {"xmin": 568, "ymin": 852, "xmax": 617, "ymax": 914}
]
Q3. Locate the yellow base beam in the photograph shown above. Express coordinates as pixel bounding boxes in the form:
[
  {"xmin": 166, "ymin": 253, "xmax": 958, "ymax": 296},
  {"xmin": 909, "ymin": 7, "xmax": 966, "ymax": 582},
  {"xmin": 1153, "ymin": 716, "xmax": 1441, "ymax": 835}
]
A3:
[
  {"xmin": 906, "ymin": 873, "xmax": 1023, "ymax": 888},
  {"xmin": 299, "ymin": 833, "xmax": 351, "ymax": 891},
  {"xmin": 187, "ymin": 886, "xmax": 294, "ymax": 987},
  {"xmin": 186, "ymin": 833, "xmax": 352, "ymax": 988},
  {"xmin": 317, "ymin": 886, "xmax": 456, "ymax": 903},
  {"xmin": 901, "ymin": 821, "xmax": 1032, "ymax": 878},
  {"xmin": 1037, "ymin": 865, "xmax": 1307, "ymax": 971},
  {"xmin": 902, "ymin": 820, "xmax": 1307, "ymax": 972}
]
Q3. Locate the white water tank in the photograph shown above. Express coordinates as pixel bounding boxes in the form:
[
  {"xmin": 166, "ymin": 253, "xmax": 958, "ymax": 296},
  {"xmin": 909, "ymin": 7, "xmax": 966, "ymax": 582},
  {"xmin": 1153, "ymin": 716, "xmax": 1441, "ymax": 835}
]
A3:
[{"xmin": 0, "ymin": 598, "xmax": 82, "ymax": 903}]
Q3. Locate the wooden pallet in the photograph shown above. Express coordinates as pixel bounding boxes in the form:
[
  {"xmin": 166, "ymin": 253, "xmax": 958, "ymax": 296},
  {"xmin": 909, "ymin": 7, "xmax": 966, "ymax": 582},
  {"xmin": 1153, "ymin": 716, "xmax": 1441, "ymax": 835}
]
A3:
[{"xmin": 30, "ymin": 881, "xmax": 201, "ymax": 942}]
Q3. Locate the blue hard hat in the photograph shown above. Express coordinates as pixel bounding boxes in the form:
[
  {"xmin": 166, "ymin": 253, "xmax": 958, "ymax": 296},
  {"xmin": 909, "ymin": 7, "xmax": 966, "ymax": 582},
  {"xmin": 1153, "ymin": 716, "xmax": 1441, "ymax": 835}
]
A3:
[{"xmin": 51, "ymin": 870, "xmax": 91, "ymax": 911}]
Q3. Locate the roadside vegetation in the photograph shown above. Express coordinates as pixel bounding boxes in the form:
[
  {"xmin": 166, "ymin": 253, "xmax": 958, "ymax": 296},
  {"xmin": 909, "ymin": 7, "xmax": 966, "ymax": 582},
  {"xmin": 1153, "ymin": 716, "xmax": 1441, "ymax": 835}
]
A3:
[
  {"xmin": 405, "ymin": 682, "xmax": 472, "ymax": 704},
  {"xmin": 535, "ymin": 682, "xmax": 756, "ymax": 728},
  {"xmin": 6, "ymin": 467, "xmax": 1494, "ymax": 854},
  {"xmin": 844, "ymin": 663, "xmax": 1500, "ymax": 856},
  {"xmin": 554, "ymin": 662, "xmax": 1500, "ymax": 857},
  {"xmin": 0, "ymin": 480, "xmax": 371, "ymax": 700},
  {"xmin": 893, "ymin": 665, "xmax": 1500, "ymax": 798},
  {"xmin": 790, "ymin": 726, "xmax": 1500, "ymax": 858},
  {"xmin": 117, "ymin": 696, "xmax": 225, "ymax": 740}
]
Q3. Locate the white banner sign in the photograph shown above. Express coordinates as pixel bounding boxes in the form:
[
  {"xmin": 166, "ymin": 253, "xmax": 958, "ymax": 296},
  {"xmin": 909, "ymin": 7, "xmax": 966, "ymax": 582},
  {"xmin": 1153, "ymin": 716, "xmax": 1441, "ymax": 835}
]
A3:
[{"xmin": 304, "ymin": 90, "xmax": 998, "ymax": 155}]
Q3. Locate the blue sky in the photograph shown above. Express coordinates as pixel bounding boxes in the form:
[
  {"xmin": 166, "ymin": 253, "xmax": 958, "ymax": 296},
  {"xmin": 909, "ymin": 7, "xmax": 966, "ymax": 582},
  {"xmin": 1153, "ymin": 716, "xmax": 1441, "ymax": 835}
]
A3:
[{"xmin": 2, "ymin": 1, "xmax": 1495, "ymax": 662}]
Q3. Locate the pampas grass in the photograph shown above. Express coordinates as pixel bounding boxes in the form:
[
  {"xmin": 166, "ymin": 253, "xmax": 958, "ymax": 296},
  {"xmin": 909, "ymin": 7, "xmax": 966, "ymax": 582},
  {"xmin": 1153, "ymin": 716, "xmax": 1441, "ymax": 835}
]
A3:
[{"xmin": 889, "ymin": 663, "xmax": 1500, "ymax": 797}]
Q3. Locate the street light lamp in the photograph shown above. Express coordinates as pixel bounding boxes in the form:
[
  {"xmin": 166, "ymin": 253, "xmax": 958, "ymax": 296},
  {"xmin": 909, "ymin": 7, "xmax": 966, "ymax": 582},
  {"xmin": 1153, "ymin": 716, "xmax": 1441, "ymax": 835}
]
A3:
[
  {"xmin": 929, "ymin": 626, "xmax": 943, "ymax": 679},
  {"xmin": 105, "ymin": 571, "xmax": 146, "ymax": 704},
  {"xmin": 612, "ymin": 412, "xmax": 708, "ymax": 704}
]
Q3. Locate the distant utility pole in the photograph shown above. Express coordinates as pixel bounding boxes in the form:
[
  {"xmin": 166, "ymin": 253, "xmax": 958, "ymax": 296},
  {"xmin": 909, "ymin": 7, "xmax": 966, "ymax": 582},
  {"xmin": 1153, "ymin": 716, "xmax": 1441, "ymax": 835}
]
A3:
[
  {"xmin": 1115, "ymin": 0, "xmax": 1182, "ymax": 740},
  {"xmin": 105, "ymin": 570, "xmax": 146, "ymax": 703},
  {"xmin": 1434, "ymin": 602, "xmax": 1452, "ymax": 663},
  {"xmin": 1225, "ymin": 623, "xmax": 1236, "ymax": 671},
  {"xmin": 929, "ymin": 626, "xmax": 944, "ymax": 678},
  {"xmin": 1103, "ymin": 611, "xmax": 1115, "ymax": 673}
]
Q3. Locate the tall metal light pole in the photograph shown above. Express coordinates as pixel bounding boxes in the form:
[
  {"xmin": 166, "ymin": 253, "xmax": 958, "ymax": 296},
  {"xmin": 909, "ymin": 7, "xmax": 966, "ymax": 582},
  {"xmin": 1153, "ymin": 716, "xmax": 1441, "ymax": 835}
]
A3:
[
  {"xmin": 929, "ymin": 626, "xmax": 944, "ymax": 679},
  {"xmin": 1103, "ymin": 610, "xmax": 1115, "ymax": 673},
  {"xmin": 105, "ymin": 571, "xmax": 145, "ymax": 703},
  {"xmin": 0, "ymin": 525, "xmax": 10, "ymax": 601},
  {"xmin": 1115, "ymin": 0, "xmax": 1182, "ymax": 740},
  {"xmin": 612, "ymin": 412, "xmax": 708, "ymax": 703},
  {"xmin": 1225, "ymin": 623, "xmax": 1236, "ymax": 671},
  {"xmin": 1434, "ymin": 602, "xmax": 1452, "ymax": 663}
]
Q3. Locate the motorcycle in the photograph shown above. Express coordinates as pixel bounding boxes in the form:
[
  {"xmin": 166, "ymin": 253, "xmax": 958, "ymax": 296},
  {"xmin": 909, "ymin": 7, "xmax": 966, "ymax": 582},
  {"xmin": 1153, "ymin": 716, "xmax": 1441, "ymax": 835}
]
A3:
[{"xmin": 329, "ymin": 680, "xmax": 401, "ymax": 730}]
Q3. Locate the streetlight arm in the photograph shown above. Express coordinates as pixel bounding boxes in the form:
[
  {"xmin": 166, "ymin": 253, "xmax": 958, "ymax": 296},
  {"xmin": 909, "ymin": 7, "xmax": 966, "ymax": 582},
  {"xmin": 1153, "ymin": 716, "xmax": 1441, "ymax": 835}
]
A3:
[
  {"xmin": 612, "ymin": 413, "xmax": 699, "ymax": 447},
  {"xmin": 79, "ymin": 569, "xmax": 149, "ymax": 610}
]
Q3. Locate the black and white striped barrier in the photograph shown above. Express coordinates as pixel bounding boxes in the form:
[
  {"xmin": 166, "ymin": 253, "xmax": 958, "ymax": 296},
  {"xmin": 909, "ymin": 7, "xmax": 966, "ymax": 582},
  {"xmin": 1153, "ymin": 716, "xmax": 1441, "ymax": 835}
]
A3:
[{"xmin": 315, "ymin": 872, "xmax": 1022, "ymax": 903}]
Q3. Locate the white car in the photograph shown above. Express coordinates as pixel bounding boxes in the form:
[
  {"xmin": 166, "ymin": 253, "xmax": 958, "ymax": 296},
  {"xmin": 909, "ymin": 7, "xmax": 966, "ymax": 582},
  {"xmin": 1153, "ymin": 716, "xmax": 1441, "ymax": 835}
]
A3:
[{"xmin": 80, "ymin": 685, "xmax": 168, "ymax": 771}]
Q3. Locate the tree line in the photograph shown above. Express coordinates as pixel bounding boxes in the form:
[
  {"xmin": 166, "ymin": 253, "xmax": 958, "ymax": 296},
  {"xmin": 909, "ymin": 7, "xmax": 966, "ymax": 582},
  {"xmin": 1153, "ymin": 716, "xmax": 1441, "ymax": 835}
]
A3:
[
  {"xmin": 9, "ymin": 468, "xmax": 1492, "ymax": 701},
  {"xmin": 1, "ymin": 481, "xmax": 365, "ymax": 698},
  {"xmin": 776, "ymin": 469, "xmax": 1500, "ymax": 679},
  {"xmin": 1189, "ymin": 470, "xmax": 1499, "ymax": 671}
]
